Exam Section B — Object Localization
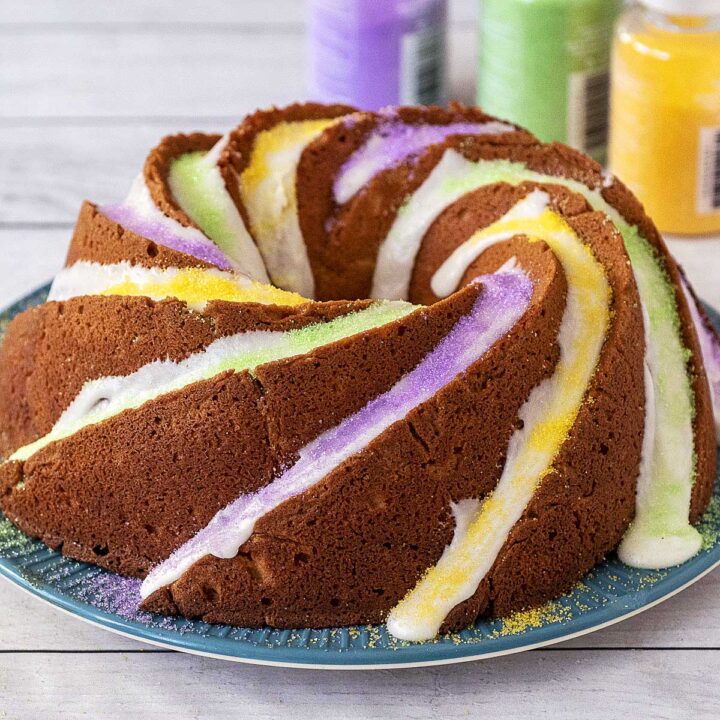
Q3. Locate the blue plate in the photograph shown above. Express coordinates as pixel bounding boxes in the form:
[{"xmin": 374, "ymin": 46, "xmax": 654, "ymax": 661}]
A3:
[{"xmin": 1, "ymin": 283, "xmax": 719, "ymax": 668}]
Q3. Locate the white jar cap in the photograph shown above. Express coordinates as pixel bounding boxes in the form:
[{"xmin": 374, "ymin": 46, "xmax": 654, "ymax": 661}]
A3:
[{"xmin": 641, "ymin": 0, "xmax": 720, "ymax": 15}]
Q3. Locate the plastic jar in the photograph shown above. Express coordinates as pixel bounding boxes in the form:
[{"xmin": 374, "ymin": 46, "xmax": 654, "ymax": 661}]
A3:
[
  {"xmin": 609, "ymin": 0, "xmax": 720, "ymax": 235},
  {"xmin": 307, "ymin": 0, "xmax": 448, "ymax": 111},
  {"xmin": 478, "ymin": 0, "xmax": 621, "ymax": 162}
]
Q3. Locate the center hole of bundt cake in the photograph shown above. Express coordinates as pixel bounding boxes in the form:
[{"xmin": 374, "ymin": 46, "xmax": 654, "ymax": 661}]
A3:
[{"xmin": 306, "ymin": 182, "xmax": 578, "ymax": 307}]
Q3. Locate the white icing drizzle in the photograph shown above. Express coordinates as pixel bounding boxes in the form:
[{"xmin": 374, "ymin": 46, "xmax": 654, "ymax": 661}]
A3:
[
  {"xmin": 11, "ymin": 300, "xmax": 415, "ymax": 464},
  {"xmin": 168, "ymin": 134, "xmax": 270, "ymax": 283},
  {"xmin": 48, "ymin": 261, "xmax": 253, "ymax": 311},
  {"xmin": 387, "ymin": 197, "xmax": 610, "ymax": 640},
  {"xmin": 601, "ymin": 169, "xmax": 615, "ymax": 189},
  {"xmin": 334, "ymin": 120, "xmax": 512, "ymax": 205},
  {"xmin": 49, "ymin": 261, "xmax": 175, "ymax": 300},
  {"xmin": 617, "ymin": 303, "xmax": 701, "ymax": 568},
  {"xmin": 239, "ymin": 122, "xmax": 335, "ymax": 297},
  {"xmin": 439, "ymin": 497, "xmax": 481, "ymax": 561},
  {"xmin": 431, "ymin": 190, "xmax": 550, "ymax": 298},
  {"xmin": 10, "ymin": 331, "xmax": 292, "ymax": 463},
  {"xmin": 61, "ymin": 332, "xmax": 289, "ymax": 429},
  {"xmin": 204, "ymin": 132, "xmax": 229, "ymax": 166},
  {"xmin": 335, "ymin": 132, "xmax": 385, "ymax": 205},
  {"xmin": 496, "ymin": 256, "xmax": 518, "ymax": 273},
  {"xmin": 370, "ymin": 150, "xmax": 473, "ymax": 300},
  {"xmin": 124, "ymin": 174, "xmax": 217, "ymax": 250}
]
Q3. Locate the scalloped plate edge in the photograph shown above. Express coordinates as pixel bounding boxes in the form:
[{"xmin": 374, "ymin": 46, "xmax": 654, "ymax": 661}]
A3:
[
  {"xmin": 1, "ymin": 284, "xmax": 719, "ymax": 668},
  {"xmin": 2, "ymin": 556, "xmax": 720, "ymax": 669}
]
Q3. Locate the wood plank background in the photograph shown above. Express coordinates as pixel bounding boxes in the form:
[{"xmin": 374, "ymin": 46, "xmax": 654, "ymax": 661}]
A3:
[{"xmin": 1, "ymin": 2, "xmax": 719, "ymax": 717}]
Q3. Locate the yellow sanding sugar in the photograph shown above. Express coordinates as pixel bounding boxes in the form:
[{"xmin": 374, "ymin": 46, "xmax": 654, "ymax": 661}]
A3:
[
  {"xmin": 101, "ymin": 267, "xmax": 307, "ymax": 308},
  {"xmin": 637, "ymin": 570, "xmax": 668, "ymax": 590},
  {"xmin": 492, "ymin": 601, "xmax": 573, "ymax": 638},
  {"xmin": 387, "ymin": 204, "xmax": 611, "ymax": 641},
  {"xmin": 240, "ymin": 119, "xmax": 339, "ymax": 195}
]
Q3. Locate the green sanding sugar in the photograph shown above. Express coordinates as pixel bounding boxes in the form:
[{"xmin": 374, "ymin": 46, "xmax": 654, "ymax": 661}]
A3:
[
  {"xmin": 0, "ymin": 518, "xmax": 34, "ymax": 553},
  {"xmin": 621, "ymin": 226, "xmax": 693, "ymax": 384},
  {"xmin": 618, "ymin": 230, "xmax": 699, "ymax": 556},
  {"xmin": 211, "ymin": 301, "xmax": 415, "ymax": 376},
  {"xmin": 168, "ymin": 151, "xmax": 237, "ymax": 256},
  {"xmin": 440, "ymin": 159, "xmax": 530, "ymax": 198},
  {"xmin": 411, "ymin": 153, "xmax": 699, "ymax": 561},
  {"xmin": 699, "ymin": 496, "xmax": 720, "ymax": 551},
  {"xmin": 11, "ymin": 301, "xmax": 416, "ymax": 462}
]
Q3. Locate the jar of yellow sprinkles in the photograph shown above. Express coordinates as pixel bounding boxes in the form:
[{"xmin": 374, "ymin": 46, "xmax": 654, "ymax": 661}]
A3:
[{"xmin": 609, "ymin": 0, "xmax": 720, "ymax": 235}]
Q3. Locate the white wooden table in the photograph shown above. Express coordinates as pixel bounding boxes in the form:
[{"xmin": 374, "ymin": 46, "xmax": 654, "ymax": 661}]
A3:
[{"xmin": 1, "ymin": 2, "xmax": 719, "ymax": 717}]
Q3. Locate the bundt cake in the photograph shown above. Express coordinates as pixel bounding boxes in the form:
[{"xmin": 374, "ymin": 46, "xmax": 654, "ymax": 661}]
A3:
[{"xmin": 0, "ymin": 103, "xmax": 718, "ymax": 641}]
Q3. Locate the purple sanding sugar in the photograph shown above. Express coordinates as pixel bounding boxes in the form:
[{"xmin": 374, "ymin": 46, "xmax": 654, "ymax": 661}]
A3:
[
  {"xmin": 341, "ymin": 114, "xmax": 361, "ymax": 129},
  {"xmin": 76, "ymin": 571, "xmax": 176, "ymax": 628},
  {"xmin": 101, "ymin": 203, "xmax": 234, "ymax": 271},
  {"xmin": 332, "ymin": 119, "xmax": 511, "ymax": 204},
  {"xmin": 681, "ymin": 276, "xmax": 720, "ymax": 418},
  {"xmin": 143, "ymin": 271, "xmax": 533, "ymax": 596},
  {"xmin": 77, "ymin": 572, "xmax": 147, "ymax": 620}
]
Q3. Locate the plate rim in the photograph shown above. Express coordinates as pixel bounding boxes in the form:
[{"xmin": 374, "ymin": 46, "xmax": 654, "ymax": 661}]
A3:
[
  {"xmin": 1, "ymin": 283, "xmax": 719, "ymax": 669},
  {"xmin": 2, "ymin": 552, "xmax": 720, "ymax": 669}
]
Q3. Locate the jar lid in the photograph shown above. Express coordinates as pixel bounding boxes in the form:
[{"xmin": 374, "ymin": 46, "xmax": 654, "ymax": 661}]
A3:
[{"xmin": 641, "ymin": 0, "xmax": 720, "ymax": 15}]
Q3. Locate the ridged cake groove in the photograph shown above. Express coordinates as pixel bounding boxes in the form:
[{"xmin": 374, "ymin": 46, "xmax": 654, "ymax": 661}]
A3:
[{"xmin": 0, "ymin": 102, "xmax": 716, "ymax": 639}]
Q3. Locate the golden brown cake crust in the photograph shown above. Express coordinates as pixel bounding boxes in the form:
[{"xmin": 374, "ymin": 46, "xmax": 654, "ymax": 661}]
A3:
[
  {"xmin": 143, "ymin": 132, "xmax": 221, "ymax": 230},
  {"xmin": 295, "ymin": 103, "xmax": 535, "ymax": 300},
  {"xmin": 65, "ymin": 201, "xmax": 218, "ymax": 271},
  {"xmin": 0, "ymin": 295, "xmax": 372, "ymax": 457},
  {"xmin": 0, "ymin": 287, "xmax": 491, "ymax": 579},
  {"xmin": 141, "ymin": 237, "xmax": 568, "ymax": 626},
  {"xmin": 218, "ymin": 102, "xmax": 357, "ymax": 238}
]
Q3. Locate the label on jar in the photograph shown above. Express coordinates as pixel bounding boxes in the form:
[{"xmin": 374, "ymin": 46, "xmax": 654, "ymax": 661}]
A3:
[
  {"xmin": 567, "ymin": 69, "xmax": 610, "ymax": 157},
  {"xmin": 697, "ymin": 127, "xmax": 720, "ymax": 215},
  {"xmin": 400, "ymin": 25, "xmax": 446, "ymax": 105}
]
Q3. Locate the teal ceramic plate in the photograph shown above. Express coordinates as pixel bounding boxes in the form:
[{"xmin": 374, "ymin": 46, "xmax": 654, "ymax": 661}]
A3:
[{"xmin": 1, "ymin": 284, "xmax": 719, "ymax": 669}]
